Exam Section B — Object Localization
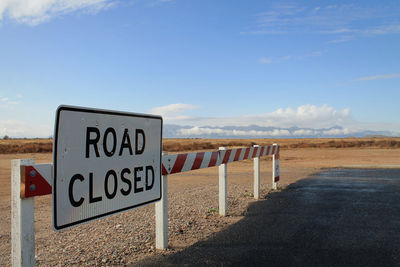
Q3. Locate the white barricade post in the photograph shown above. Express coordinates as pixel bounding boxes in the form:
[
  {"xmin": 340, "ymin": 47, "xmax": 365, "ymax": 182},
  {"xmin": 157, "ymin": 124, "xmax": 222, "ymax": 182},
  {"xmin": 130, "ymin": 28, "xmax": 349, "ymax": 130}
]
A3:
[
  {"xmin": 218, "ymin": 147, "xmax": 227, "ymax": 216},
  {"xmin": 272, "ymin": 144, "xmax": 280, "ymax": 190},
  {"xmin": 155, "ymin": 152, "xmax": 168, "ymax": 250},
  {"xmin": 12, "ymin": 159, "xmax": 35, "ymax": 267},
  {"xmin": 253, "ymin": 145, "xmax": 260, "ymax": 199}
]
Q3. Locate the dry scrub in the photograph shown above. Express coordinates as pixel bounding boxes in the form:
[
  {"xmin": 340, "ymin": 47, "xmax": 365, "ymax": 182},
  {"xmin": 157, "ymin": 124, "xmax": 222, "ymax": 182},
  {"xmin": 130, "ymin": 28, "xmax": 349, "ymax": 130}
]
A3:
[
  {"xmin": 0, "ymin": 139, "xmax": 52, "ymax": 154},
  {"xmin": 1, "ymin": 137, "xmax": 400, "ymax": 154}
]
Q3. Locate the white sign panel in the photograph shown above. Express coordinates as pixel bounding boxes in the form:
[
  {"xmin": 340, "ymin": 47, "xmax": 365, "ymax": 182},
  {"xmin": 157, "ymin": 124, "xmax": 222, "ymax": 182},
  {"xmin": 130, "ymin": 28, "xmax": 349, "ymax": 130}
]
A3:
[{"xmin": 53, "ymin": 106, "xmax": 162, "ymax": 230}]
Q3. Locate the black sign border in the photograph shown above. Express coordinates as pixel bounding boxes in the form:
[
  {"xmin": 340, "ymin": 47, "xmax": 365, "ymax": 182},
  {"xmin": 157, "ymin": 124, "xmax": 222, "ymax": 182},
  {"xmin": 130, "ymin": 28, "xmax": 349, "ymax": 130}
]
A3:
[{"xmin": 53, "ymin": 105, "xmax": 163, "ymax": 231}]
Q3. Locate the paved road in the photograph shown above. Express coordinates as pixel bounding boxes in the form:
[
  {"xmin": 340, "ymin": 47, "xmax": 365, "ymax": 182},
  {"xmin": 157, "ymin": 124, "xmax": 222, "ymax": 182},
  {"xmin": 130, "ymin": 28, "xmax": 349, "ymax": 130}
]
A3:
[{"xmin": 139, "ymin": 169, "xmax": 400, "ymax": 266}]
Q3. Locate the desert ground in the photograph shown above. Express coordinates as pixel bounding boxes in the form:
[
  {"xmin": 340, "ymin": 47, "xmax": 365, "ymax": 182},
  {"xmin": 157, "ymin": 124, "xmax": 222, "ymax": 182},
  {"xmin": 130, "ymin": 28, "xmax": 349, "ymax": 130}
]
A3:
[{"xmin": 1, "ymin": 138, "xmax": 400, "ymax": 265}]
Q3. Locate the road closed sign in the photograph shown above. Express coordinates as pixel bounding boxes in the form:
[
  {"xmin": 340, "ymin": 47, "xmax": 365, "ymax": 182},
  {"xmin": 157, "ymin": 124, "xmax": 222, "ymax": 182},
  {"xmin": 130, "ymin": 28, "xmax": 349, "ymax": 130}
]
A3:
[{"xmin": 53, "ymin": 106, "xmax": 162, "ymax": 230}]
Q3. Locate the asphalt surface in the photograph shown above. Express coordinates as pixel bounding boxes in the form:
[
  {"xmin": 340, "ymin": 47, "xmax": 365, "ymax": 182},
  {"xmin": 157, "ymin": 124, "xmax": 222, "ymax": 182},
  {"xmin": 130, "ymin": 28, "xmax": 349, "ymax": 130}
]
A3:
[{"xmin": 138, "ymin": 169, "xmax": 400, "ymax": 266}]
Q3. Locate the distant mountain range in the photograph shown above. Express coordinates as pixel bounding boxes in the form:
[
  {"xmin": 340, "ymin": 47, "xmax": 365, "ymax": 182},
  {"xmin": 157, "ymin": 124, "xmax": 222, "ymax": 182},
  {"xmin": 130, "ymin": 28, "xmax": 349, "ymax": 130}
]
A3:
[{"xmin": 163, "ymin": 124, "xmax": 394, "ymax": 139}]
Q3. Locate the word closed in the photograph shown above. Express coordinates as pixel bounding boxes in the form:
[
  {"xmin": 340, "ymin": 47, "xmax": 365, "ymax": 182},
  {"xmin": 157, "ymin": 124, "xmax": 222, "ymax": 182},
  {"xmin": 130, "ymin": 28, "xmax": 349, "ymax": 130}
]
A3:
[{"xmin": 54, "ymin": 106, "xmax": 162, "ymax": 230}]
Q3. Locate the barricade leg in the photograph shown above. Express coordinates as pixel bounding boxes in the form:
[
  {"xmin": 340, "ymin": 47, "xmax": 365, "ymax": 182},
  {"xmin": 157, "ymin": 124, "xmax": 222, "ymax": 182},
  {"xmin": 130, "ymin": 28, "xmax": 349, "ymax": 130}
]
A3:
[
  {"xmin": 12, "ymin": 159, "xmax": 35, "ymax": 267},
  {"xmin": 272, "ymin": 144, "xmax": 279, "ymax": 190},
  {"xmin": 272, "ymin": 155, "xmax": 277, "ymax": 190},
  {"xmin": 155, "ymin": 152, "xmax": 168, "ymax": 250},
  {"xmin": 253, "ymin": 145, "xmax": 260, "ymax": 199},
  {"xmin": 219, "ymin": 147, "xmax": 227, "ymax": 216}
]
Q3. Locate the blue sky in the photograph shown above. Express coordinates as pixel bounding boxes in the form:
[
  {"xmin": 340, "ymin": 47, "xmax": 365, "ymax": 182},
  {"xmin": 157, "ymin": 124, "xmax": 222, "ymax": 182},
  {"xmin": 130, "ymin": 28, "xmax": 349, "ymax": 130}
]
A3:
[{"xmin": 0, "ymin": 0, "xmax": 399, "ymax": 137}]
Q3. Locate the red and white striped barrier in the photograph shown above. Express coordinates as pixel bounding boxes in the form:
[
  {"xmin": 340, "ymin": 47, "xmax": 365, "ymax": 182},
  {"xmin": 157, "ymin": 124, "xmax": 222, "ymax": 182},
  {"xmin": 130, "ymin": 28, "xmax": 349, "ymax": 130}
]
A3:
[
  {"xmin": 162, "ymin": 151, "xmax": 219, "ymax": 175},
  {"xmin": 162, "ymin": 145, "xmax": 279, "ymax": 175},
  {"xmin": 16, "ymin": 145, "xmax": 280, "ymax": 199},
  {"xmin": 15, "ymin": 145, "xmax": 280, "ymax": 199}
]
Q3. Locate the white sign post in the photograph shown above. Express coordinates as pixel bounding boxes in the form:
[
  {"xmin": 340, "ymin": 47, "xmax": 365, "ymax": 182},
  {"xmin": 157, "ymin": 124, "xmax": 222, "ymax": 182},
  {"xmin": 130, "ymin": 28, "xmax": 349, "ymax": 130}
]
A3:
[{"xmin": 53, "ymin": 106, "xmax": 162, "ymax": 230}]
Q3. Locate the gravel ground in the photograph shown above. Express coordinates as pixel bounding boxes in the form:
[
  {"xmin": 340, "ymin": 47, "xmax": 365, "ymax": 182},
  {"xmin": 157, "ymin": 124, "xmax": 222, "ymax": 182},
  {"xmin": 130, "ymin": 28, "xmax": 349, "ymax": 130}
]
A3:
[
  {"xmin": 2, "ymin": 181, "xmax": 275, "ymax": 266},
  {"xmin": 4, "ymin": 148, "xmax": 399, "ymax": 266}
]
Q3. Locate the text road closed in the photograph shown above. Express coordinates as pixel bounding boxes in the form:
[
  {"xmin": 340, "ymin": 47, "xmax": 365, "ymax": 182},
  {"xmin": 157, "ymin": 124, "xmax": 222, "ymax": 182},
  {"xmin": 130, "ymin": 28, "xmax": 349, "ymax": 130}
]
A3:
[{"xmin": 53, "ymin": 106, "xmax": 162, "ymax": 230}]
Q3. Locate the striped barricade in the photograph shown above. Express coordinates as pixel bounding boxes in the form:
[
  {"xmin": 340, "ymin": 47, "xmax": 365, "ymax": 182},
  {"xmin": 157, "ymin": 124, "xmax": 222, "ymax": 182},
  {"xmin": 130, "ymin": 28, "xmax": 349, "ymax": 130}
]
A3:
[
  {"xmin": 162, "ymin": 145, "xmax": 279, "ymax": 175},
  {"xmin": 12, "ymin": 144, "xmax": 280, "ymax": 264}
]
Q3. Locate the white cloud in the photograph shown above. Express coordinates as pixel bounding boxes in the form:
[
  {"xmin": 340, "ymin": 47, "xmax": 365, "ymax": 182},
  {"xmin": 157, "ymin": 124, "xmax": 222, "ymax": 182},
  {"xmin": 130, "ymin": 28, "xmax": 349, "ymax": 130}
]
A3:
[
  {"xmin": 0, "ymin": 119, "xmax": 52, "ymax": 137},
  {"xmin": 328, "ymin": 35, "xmax": 355, "ymax": 43},
  {"xmin": 150, "ymin": 0, "xmax": 174, "ymax": 6},
  {"xmin": 338, "ymin": 73, "xmax": 400, "ymax": 86},
  {"xmin": 264, "ymin": 104, "xmax": 352, "ymax": 128},
  {"xmin": 323, "ymin": 28, "xmax": 353, "ymax": 34},
  {"xmin": 150, "ymin": 103, "xmax": 199, "ymax": 120},
  {"xmin": 297, "ymin": 51, "xmax": 323, "ymax": 60},
  {"xmin": 148, "ymin": 103, "xmax": 400, "ymax": 135},
  {"xmin": 292, "ymin": 129, "xmax": 317, "ymax": 136},
  {"xmin": 3, "ymin": 103, "xmax": 399, "ymax": 138},
  {"xmin": 178, "ymin": 127, "xmax": 291, "ymax": 137},
  {"xmin": 322, "ymin": 128, "xmax": 352, "ymax": 136},
  {"xmin": 364, "ymin": 25, "xmax": 400, "ymax": 35},
  {"xmin": 250, "ymin": 4, "xmax": 359, "ymax": 35},
  {"xmin": 6, "ymin": 101, "xmax": 20, "ymax": 105},
  {"xmin": 157, "ymin": 103, "xmax": 355, "ymax": 130},
  {"xmin": 0, "ymin": 96, "xmax": 20, "ymax": 107},
  {"xmin": 246, "ymin": 3, "xmax": 400, "ymax": 42},
  {"xmin": 259, "ymin": 57, "xmax": 273, "ymax": 64},
  {"xmin": 0, "ymin": 0, "xmax": 116, "ymax": 25},
  {"xmin": 175, "ymin": 125, "xmax": 363, "ymax": 137},
  {"xmin": 354, "ymin": 73, "xmax": 400, "ymax": 81},
  {"xmin": 260, "ymin": 51, "xmax": 322, "ymax": 64}
]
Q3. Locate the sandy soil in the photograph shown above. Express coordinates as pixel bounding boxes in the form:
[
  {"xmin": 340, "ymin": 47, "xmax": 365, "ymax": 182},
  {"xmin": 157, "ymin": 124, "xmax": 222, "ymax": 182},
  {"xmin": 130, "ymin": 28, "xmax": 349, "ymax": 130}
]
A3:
[{"xmin": 1, "ymin": 146, "xmax": 400, "ymax": 265}]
